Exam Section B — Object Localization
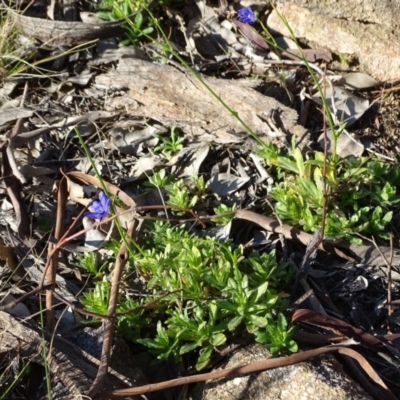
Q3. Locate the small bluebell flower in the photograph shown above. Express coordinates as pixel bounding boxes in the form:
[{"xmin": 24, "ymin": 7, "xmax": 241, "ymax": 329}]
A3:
[
  {"xmin": 85, "ymin": 191, "xmax": 111, "ymax": 219},
  {"xmin": 237, "ymin": 7, "xmax": 256, "ymax": 24}
]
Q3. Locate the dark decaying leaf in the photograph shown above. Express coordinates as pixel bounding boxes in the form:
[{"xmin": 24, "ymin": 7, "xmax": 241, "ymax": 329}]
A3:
[
  {"xmin": 292, "ymin": 309, "xmax": 400, "ymax": 356},
  {"xmin": 232, "ymin": 20, "xmax": 270, "ymax": 51},
  {"xmin": 282, "ymin": 48, "xmax": 332, "ymax": 62}
]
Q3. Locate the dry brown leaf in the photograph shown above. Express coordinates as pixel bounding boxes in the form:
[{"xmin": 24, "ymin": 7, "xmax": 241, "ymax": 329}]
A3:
[
  {"xmin": 233, "ymin": 20, "xmax": 270, "ymax": 52},
  {"xmin": 282, "ymin": 48, "xmax": 332, "ymax": 62},
  {"xmin": 292, "ymin": 309, "xmax": 394, "ymax": 352}
]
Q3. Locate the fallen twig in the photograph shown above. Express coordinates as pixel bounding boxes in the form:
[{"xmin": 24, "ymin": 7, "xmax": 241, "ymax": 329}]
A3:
[
  {"xmin": 88, "ymin": 221, "xmax": 136, "ymax": 398},
  {"xmin": 94, "ymin": 345, "xmax": 395, "ymax": 399}
]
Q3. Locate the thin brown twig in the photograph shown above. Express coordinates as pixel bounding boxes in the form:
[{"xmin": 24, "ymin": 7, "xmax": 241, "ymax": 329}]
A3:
[
  {"xmin": 388, "ymin": 233, "xmax": 393, "ymax": 318},
  {"xmin": 88, "ymin": 220, "xmax": 136, "ymax": 398},
  {"xmin": 94, "ymin": 345, "xmax": 394, "ymax": 399}
]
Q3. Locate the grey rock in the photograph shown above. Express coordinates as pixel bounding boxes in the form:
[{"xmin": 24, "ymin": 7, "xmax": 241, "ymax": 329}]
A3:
[
  {"xmin": 267, "ymin": 1, "xmax": 400, "ymax": 81},
  {"xmin": 192, "ymin": 344, "xmax": 372, "ymax": 400}
]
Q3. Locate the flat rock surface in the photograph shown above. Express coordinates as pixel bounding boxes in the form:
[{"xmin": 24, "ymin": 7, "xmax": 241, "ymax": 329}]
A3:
[
  {"xmin": 267, "ymin": 1, "xmax": 400, "ymax": 81},
  {"xmin": 95, "ymin": 57, "xmax": 308, "ymax": 146},
  {"xmin": 192, "ymin": 344, "xmax": 372, "ymax": 400}
]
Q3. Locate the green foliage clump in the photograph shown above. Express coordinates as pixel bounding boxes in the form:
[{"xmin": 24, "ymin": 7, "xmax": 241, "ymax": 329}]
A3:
[
  {"xmin": 145, "ymin": 171, "xmax": 207, "ymax": 210},
  {"xmin": 154, "ymin": 127, "xmax": 185, "ymax": 159},
  {"xmin": 257, "ymin": 141, "xmax": 400, "ymax": 244},
  {"xmin": 82, "ymin": 222, "xmax": 297, "ymax": 370},
  {"xmin": 96, "ymin": 0, "xmax": 154, "ymax": 46},
  {"xmin": 165, "ymin": 179, "xmax": 199, "ymax": 209},
  {"xmin": 81, "ymin": 277, "xmax": 149, "ymax": 338},
  {"xmin": 135, "ymin": 222, "xmax": 297, "ymax": 368}
]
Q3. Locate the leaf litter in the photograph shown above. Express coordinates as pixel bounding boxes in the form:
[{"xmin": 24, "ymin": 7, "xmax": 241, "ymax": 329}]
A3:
[{"xmin": 0, "ymin": 0, "xmax": 399, "ymax": 398}]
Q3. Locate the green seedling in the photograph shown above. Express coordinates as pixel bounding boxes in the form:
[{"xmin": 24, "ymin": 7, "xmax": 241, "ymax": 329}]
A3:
[
  {"xmin": 154, "ymin": 127, "xmax": 185, "ymax": 159},
  {"xmin": 96, "ymin": 0, "xmax": 154, "ymax": 46},
  {"xmin": 144, "ymin": 168, "xmax": 172, "ymax": 190},
  {"xmin": 166, "ymin": 179, "xmax": 198, "ymax": 209},
  {"xmin": 191, "ymin": 175, "xmax": 207, "ymax": 196},
  {"xmin": 213, "ymin": 203, "xmax": 237, "ymax": 225},
  {"xmin": 74, "ymin": 252, "xmax": 107, "ymax": 279},
  {"xmin": 122, "ymin": 12, "xmax": 154, "ymax": 46},
  {"xmin": 164, "ymin": 175, "xmax": 209, "ymax": 210},
  {"xmin": 255, "ymin": 313, "xmax": 298, "ymax": 354},
  {"xmin": 82, "ymin": 278, "xmax": 110, "ymax": 315}
]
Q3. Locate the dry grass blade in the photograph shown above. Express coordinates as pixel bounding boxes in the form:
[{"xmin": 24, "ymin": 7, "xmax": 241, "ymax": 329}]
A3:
[
  {"xmin": 0, "ymin": 11, "xmax": 18, "ymax": 76},
  {"xmin": 337, "ymin": 348, "xmax": 396, "ymax": 399}
]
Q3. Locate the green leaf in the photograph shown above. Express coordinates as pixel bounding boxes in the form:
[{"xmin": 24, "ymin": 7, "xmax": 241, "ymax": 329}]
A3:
[
  {"xmin": 196, "ymin": 345, "xmax": 213, "ymax": 370},
  {"xmin": 255, "ymin": 330, "xmax": 268, "ymax": 344},
  {"xmin": 139, "ymin": 24, "xmax": 151, "ymax": 36},
  {"xmin": 276, "ymin": 156, "xmax": 299, "ymax": 174},
  {"xmin": 134, "ymin": 12, "xmax": 143, "ymax": 27},
  {"xmin": 247, "ymin": 314, "xmax": 268, "ymax": 328},
  {"xmin": 209, "ymin": 301, "xmax": 218, "ymax": 323},
  {"xmin": 292, "ymin": 147, "xmax": 308, "ymax": 177},
  {"xmin": 228, "ymin": 315, "xmax": 243, "ymax": 331},
  {"xmin": 254, "ymin": 281, "xmax": 269, "ymax": 302},
  {"xmin": 287, "ymin": 340, "xmax": 298, "ymax": 353},
  {"xmin": 383, "ymin": 210, "xmax": 393, "ymax": 224},
  {"xmin": 180, "ymin": 342, "xmax": 201, "ymax": 355},
  {"xmin": 277, "ymin": 313, "xmax": 288, "ymax": 331},
  {"xmin": 96, "ymin": 11, "xmax": 113, "ymax": 20},
  {"xmin": 210, "ymin": 332, "xmax": 226, "ymax": 346}
]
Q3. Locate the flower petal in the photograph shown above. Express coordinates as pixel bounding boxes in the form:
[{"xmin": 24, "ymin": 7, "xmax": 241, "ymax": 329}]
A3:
[
  {"xmin": 84, "ymin": 191, "xmax": 111, "ymax": 219},
  {"xmin": 99, "ymin": 191, "xmax": 111, "ymax": 210},
  {"xmin": 237, "ymin": 7, "xmax": 256, "ymax": 24},
  {"xmin": 85, "ymin": 210, "xmax": 102, "ymax": 219}
]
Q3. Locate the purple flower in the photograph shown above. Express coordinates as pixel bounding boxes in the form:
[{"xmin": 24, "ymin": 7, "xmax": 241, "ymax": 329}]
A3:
[
  {"xmin": 85, "ymin": 191, "xmax": 111, "ymax": 219},
  {"xmin": 237, "ymin": 7, "xmax": 256, "ymax": 24}
]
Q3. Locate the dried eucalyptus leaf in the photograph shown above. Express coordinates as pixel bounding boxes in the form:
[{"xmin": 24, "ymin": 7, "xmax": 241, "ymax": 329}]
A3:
[
  {"xmin": 337, "ymin": 72, "xmax": 380, "ymax": 90},
  {"xmin": 178, "ymin": 144, "xmax": 209, "ymax": 177},
  {"xmin": 208, "ymin": 173, "xmax": 250, "ymax": 196},
  {"xmin": 318, "ymin": 129, "xmax": 364, "ymax": 158},
  {"xmin": 312, "ymin": 86, "xmax": 369, "ymax": 127},
  {"xmin": 0, "ymin": 107, "xmax": 34, "ymax": 125}
]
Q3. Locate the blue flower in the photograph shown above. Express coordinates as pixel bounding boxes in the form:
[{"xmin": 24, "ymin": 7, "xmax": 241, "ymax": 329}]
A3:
[
  {"xmin": 237, "ymin": 7, "xmax": 256, "ymax": 24},
  {"xmin": 85, "ymin": 191, "xmax": 111, "ymax": 219}
]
